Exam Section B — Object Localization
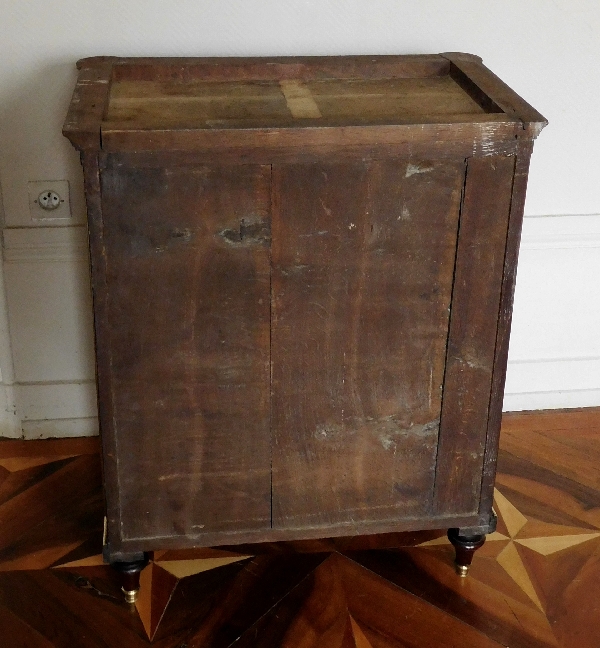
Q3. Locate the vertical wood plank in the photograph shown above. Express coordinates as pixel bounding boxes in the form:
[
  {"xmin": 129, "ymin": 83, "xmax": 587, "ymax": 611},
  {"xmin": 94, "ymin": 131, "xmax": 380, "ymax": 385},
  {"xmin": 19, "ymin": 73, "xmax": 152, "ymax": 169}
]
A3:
[
  {"xmin": 271, "ymin": 158, "xmax": 464, "ymax": 530},
  {"xmin": 81, "ymin": 151, "xmax": 122, "ymax": 549},
  {"xmin": 433, "ymin": 155, "xmax": 516, "ymax": 516},
  {"xmin": 478, "ymin": 141, "xmax": 534, "ymax": 518},
  {"xmin": 100, "ymin": 160, "xmax": 272, "ymax": 541}
]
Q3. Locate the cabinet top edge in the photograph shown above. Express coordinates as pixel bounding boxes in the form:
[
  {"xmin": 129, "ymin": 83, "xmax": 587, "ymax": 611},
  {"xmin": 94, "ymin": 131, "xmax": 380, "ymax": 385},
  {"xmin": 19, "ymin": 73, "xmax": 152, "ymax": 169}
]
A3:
[
  {"xmin": 63, "ymin": 53, "xmax": 547, "ymax": 152},
  {"xmin": 75, "ymin": 53, "xmax": 454, "ymax": 69}
]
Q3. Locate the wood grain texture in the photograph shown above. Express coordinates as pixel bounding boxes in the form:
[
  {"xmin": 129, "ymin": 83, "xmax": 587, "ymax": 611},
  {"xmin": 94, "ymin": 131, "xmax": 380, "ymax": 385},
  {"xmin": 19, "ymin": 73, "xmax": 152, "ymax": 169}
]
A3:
[
  {"xmin": 106, "ymin": 55, "xmax": 452, "ymax": 83},
  {"xmin": 271, "ymin": 158, "xmax": 464, "ymax": 529},
  {"xmin": 82, "ymin": 151, "xmax": 123, "ymax": 545},
  {"xmin": 0, "ymin": 441, "xmax": 103, "ymax": 571},
  {"xmin": 62, "ymin": 63, "xmax": 113, "ymax": 150},
  {"xmin": 478, "ymin": 141, "xmax": 534, "ymax": 517},
  {"xmin": 114, "ymin": 513, "xmax": 484, "ymax": 553},
  {"xmin": 95, "ymin": 137, "xmax": 520, "ymax": 169},
  {"xmin": 433, "ymin": 155, "xmax": 516, "ymax": 516},
  {"xmin": 99, "ymin": 120, "xmax": 521, "ymax": 155},
  {"xmin": 99, "ymin": 160, "xmax": 272, "ymax": 544},
  {"xmin": 2, "ymin": 409, "xmax": 600, "ymax": 646},
  {"xmin": 442, "ymin": 53, "xmax": 547, "ymax": 136},
  {"xmin": 0, "ymin": 437, "xmax": 99, "ymax": 459},
  {"xmin": 105, "ymin": 76, "xmax": 487, "ymax": 130},
  {"xmin": 64, "ymin": 55, "xmax": 545, "ymax": 150}
]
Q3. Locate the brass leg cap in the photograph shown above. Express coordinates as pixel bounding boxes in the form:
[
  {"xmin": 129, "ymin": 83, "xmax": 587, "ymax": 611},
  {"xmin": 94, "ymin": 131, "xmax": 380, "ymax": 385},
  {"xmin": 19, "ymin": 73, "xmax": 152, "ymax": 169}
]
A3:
[
  {"xmin": 456, "ymin": 564, "xmax": 469, "ymax": 578},
  {"xmin": 122, "ymin": 587, "xmax": 139, "ymax": 604}
]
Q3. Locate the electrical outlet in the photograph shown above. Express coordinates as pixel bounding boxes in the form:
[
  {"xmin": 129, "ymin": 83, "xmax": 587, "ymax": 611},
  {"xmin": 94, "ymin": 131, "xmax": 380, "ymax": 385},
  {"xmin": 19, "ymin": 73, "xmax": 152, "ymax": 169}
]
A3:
[{"xmin": 28, "ymin": 180, "xmax": 71, "ymax": 221}]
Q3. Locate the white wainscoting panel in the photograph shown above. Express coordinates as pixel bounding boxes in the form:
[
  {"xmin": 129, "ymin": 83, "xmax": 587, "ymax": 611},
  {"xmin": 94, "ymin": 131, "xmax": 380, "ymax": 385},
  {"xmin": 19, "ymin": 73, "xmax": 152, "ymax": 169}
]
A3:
[
  {"xmin": 3, "ymin": 226, "xmax": 98, "ymax": 437},
  {"xmin": 3, "ymin": 226, "xmax": 95, "ymax": 383},
  {"xmin": 14, "ymin": 381, "xmax": 97, "ymax": 422},
  {"xmin": 504, "ymin": 214, "xmax": 600, "ymax": 411},
  {"xmin": 0, "ymin": 384, "xmax": 19, "ymax": 438}
]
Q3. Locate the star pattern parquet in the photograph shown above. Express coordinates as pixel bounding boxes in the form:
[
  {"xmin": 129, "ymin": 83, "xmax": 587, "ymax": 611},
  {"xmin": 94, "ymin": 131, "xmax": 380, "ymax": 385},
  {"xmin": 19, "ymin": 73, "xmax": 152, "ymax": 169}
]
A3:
[{"xmin": 0, "ymin": 408, "xmax": 599, "ymax": 647}]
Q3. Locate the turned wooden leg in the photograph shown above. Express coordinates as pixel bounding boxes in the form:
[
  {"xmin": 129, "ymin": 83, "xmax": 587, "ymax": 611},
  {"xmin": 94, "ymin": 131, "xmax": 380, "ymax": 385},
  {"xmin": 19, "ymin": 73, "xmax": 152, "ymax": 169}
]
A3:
[
  {"xmin": 111, "ymin": 553, "xmax": 150, "ymax": 604},
  {"xmin": 447, "ymin": 528, "xmax": 486, "ymax": 577}
]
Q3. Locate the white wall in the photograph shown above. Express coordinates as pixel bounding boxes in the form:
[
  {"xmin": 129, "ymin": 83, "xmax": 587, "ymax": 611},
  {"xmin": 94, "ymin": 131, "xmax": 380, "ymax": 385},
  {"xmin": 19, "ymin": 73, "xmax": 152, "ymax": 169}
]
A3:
[
  {"xmin": 0, "ymin": 1, "xmax": 598, "ymax": 437},
  {"xmin": 504, "ymin": 215, "xmax": 600, "ymax": 411}
]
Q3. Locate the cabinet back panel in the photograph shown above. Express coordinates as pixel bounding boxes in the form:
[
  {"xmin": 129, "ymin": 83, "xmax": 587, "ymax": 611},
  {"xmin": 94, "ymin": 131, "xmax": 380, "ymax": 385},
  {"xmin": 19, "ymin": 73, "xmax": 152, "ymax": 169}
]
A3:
[
  {"xmin": 100, "ymin": 162, "xmax": 272, "ymax": 541},
  {"xmin": 271, "ymin": 159, "xmax": 465, "ymax": 528},
  {"xmin": 434, "ymin": 155, "xmax": 516, "ymax": 515}
]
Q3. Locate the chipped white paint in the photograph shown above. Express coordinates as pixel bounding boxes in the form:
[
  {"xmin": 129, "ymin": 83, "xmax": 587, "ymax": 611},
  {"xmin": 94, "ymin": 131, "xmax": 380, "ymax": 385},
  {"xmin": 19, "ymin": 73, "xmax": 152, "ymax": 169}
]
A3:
[
  {"xmin": 461, "ymin": 353, "xmax": 490, "ymax": 372},
  {"xmin": 299, "ymin": 230, "xmax": 328, "ymax": 237},
  {"xmin": 428, "ymin": 367, "xmax": 433, "ymax": 410},
  {"xmin": 398, "ymin": 205, "xmax": 411, "ymax": 221},
  {"xmin": 380, "ymin": 435, "xmax": 397, "ymax": 452},
  {"xmin": 471, "ymin": 122, "xmax": 515, "ymax": 157},
  {"xmin": 314, "ymin": 417, "xmax": 439, "ymax": 455},
  {"xmin": 480, "ymin": 128, "xmax": 494, "ymax": 156},
  {"xmin": 405, "ymin": 163, "xmax": 433, "ymax": 178},
  {"xmin": 319, "ymin": 198, "xmax": 332, "ymax": 217},
  {"xmin": 158, "ymin": 473, "xmax": 185, "ymax": 482}
]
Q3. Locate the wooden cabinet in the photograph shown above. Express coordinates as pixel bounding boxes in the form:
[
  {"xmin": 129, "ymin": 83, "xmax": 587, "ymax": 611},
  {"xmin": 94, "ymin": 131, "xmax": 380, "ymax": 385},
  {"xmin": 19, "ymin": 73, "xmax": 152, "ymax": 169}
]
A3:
[{"xmin": 64, "ymin": 53, "xmax": 546, "ymax": 595}]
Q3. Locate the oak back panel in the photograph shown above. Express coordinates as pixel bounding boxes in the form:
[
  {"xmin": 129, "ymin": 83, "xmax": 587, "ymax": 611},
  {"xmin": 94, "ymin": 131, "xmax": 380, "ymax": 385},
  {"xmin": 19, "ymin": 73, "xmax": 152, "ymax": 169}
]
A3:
[
  {"xmin": 100, "ymin": 160, "xmax": 272, "ymax": 541},
  {"xmin": 271, "ymin": 158, "xmax": 465, "ymax": 528}
]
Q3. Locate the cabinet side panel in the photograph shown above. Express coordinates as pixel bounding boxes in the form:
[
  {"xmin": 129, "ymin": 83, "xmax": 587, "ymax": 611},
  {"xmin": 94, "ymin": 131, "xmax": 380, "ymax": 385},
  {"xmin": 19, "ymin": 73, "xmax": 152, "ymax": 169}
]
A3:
[
  {"xmin": 81, "ymin": 152, "xmax": 122, "ymax": 546},
  {"xmin": 479, "ymin": 142, "xmax": 534, "ymax": 517},
  {"xmin": 271, "ymin": 159, "xmax": 464, "ymax": 529},
  {"xmin": 433, "ymin": 155, "xmax": 516, "ymax": 516},
  {"xmin": 100, "ymin": 160, "xmax": 272, "ymax": 541}
]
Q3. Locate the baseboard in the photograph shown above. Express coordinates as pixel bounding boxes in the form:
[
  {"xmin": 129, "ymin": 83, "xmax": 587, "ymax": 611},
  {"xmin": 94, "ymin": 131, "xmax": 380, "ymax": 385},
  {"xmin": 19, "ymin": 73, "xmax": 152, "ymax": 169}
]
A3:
[
  {"xmin": 21, "ymin": 417, "xmax": 99, "ymax": 439},
  {"xmin": 14, "ymin": 381, "xmax": 97, "ymax": 422},
  {"xmin": 0, "ymin": 383, "xmax": 20, "ymax": 438},
  {"xmin": 504, "ymin": 357, "xmax": 600, "ymax": 411},
  {"xmin": 503, "ymin": 389, "xmax": 600, "ymax": 412},
  {"xmin": 0, "ymin": 381, "xmax": 99, "ymax": 439}
]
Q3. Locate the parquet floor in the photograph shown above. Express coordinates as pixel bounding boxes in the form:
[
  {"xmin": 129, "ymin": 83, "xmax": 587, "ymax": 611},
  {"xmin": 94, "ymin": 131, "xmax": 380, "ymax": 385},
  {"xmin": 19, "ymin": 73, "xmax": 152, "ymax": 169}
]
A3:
[{"xmin": 1, "ymin": 409, "xmax": 599, "ymax": 647}]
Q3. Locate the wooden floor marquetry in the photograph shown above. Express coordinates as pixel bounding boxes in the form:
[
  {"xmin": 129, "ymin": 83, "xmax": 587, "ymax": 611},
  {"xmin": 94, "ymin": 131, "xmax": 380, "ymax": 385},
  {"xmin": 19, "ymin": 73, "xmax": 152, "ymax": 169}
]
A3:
[{"xmin": 1, "ymin": 409, "xmax": 599, "ymax": 647}]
